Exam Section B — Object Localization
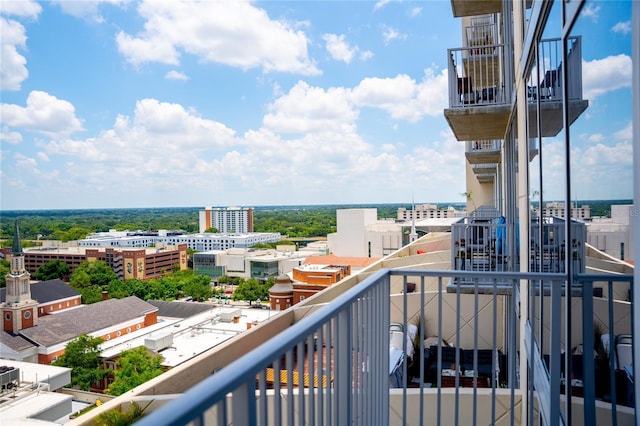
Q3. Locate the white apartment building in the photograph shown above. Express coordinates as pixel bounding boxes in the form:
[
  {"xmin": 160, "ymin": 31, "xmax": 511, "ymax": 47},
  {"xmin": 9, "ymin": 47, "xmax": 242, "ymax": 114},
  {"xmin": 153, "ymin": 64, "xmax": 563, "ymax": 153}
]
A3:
[
  {"xmin": 79, "ymin": 230, "xmax": 281, "ymax": 251},
  {"xmin": 397, "ymin": 204, "xmax": 457, "ymax": 220},
  {"xmin": 327, "ymin": 209, "xmax": 401, "ymax": 258},
  {"xmin": 198, "ymin": 206, "xmax": 254, "ymax": 233},
  {"xmin": 533, "ymin": 202, "xmax": 591, "ymax": 221}
]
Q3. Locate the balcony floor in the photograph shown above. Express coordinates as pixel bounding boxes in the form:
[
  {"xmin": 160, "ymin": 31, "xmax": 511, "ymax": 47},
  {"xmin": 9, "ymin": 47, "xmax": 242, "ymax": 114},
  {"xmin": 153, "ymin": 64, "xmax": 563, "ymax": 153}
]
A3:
[
  {"xmin": 445, "ymin": 99, "xmax": 589, "ymax": 141},
  {"xmin": 450, "ymin": 0, "xmax": 502, "ymax": 18}
]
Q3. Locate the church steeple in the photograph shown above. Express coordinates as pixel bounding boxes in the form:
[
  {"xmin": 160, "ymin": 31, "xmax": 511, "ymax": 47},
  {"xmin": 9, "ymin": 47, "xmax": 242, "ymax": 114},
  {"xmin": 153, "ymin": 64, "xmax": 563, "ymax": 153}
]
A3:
[
  {"xmin": 2, "ymin": 219, "xmax": 38, "ymax": 334},
  {"xmin": 12, "ymin": 220, "xmax": 23, "ymax": 255}
]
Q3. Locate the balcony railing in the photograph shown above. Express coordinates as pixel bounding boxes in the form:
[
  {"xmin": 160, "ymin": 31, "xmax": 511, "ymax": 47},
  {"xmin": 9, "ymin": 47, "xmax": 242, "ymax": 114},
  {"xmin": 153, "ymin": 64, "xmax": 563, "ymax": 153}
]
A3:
[
  {"xmin": 448, "ymin": 43, "xmax": 509, "ymax": 108},
  {"xmin": 527, "ymin": 37, "xmax": 583, "ymax": 102},
  {"xmin": 136, "ymin": 268, "xmax": 634, "ymax": 426},
  {"xmin": 451, "ymin": 215, "xmax": 587, "ymax": 284}
]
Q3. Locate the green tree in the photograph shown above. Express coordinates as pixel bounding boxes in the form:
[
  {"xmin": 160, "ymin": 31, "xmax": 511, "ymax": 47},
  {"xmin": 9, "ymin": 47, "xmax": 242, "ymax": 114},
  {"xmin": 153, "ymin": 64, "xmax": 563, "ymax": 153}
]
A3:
[
  {"xmin": 0, "ymin": 259, "xmax": 9, "ymax": 287},
  {"xmin": 53, "ymin": 334, "xmax": 108, "ymax": 391},
  {"xmin": 106, "ymin": 347, "xmax": 164, "ymax": 396},
  {"xmin": 70, "ymin": 260, "xmax": 119, "ymax": 289},
  {"xmin": 183, "ymin": 275, "xmax": 212, "ymax": 301},
  {"xmin": 232, "ymin": 278, "xmax": 269, "ymax": 304},
  {"xmin": 203, "ymin": 227, "xmax": 219, "ymax": 233},
  {"xmin": 79, "ymin": 286, "xmax": 105, "ymax": 304},
  {"xmin": 34, "ymin": 260, "xmax": 70, "ymax": 281}
]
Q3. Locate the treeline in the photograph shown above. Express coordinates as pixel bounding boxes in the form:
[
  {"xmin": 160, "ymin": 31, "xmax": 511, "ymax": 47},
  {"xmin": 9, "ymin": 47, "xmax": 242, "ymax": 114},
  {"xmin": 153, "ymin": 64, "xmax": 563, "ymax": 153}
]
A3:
[
  {"xmin": 0, "ymin": 207, "xmax": 200, "ymax": 242},
  {"xmin": 0, "ymin": 204, "xmax": 410, "ymax": 241},
  {"xmin": 0, "ymin": 201, "xmax": 628, "ymax": 243}
]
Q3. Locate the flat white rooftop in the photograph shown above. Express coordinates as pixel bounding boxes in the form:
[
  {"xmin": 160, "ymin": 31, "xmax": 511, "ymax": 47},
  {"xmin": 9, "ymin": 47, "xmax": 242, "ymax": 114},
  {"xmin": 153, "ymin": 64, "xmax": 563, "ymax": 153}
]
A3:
[{"xmin": 99, "ymin": 304, "xmax": 273, "ymax": 368}]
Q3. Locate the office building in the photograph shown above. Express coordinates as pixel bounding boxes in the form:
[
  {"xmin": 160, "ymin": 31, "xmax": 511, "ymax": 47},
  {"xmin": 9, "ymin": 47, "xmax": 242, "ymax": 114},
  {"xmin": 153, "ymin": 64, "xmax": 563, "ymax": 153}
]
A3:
[{"xmin": 6, "ymin": 244, "xmax": 189, "ymax": 281}]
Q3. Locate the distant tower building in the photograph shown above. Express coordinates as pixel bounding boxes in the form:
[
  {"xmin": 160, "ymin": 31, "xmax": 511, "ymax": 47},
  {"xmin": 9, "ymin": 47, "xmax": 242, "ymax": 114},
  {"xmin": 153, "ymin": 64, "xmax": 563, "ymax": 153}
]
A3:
[
  {"xmin": 2, "ymin": 220, "xmax": 38, "ymax": 334},
  {"xmin": 409, "ymin": 199, "xmax": 418, "ymax": 243},
  {"xmin": 397, "ymin": 204, "xmax": 456, "ymax": 220},
  {"xmin": 199, "ymin": 206, "xmax": 254, "ymax": 233}
]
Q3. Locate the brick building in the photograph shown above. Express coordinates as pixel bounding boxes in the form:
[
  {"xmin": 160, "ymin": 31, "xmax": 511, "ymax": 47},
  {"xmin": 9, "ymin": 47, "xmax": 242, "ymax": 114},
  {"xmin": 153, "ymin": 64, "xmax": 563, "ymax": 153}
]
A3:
[{"xmin": 0, "ymin": 244, "xmax": 188, "ymax": 281}]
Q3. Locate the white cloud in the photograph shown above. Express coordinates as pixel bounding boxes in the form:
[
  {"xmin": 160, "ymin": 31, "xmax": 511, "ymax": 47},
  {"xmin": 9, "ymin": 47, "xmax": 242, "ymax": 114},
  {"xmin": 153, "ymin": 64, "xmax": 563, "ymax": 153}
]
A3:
[
  {"xmin": 382, "ymin": 25, "xmax": 407, "ymax": 45},
  {"xmin": 116, "ymin": 0, "xmax": 320, "ymax": 75},
  {"xmin": 408, "ymin": 7, "xmax": 422, "ymax": 18},
  {"xmin": 614, "ymin": 122, "xmax": 632, "ymax": 141},
  {"xmin": 0, "ymin": 17, "xmax": 28, "ymax": 91},
  {"xmin": 15, "ymin": 153, "xmax": 40, "ymax": 175},
  {"xmin": 1, "ymin": 91, "xmax": 84, "ymax": 138},
  {"xmin": 360, "ymin": 50, "xmax": 374, "ymax": 61},
  {"xmin": 45, "ymin": 98, "xmax": 237, "ymax": 162},
  {"xmin": 54, "ymin": 0, "xmax": 128, "ymax": 23},
  {"xmin": 585, "ymin": 133, "xmax": 604, "ymax": 143},
  {"xmin": 37, "ymin": 152, "xmax": 50, "ymax": 162},
  {"xmin": 536, "ymin": 137, "xmax": 633, "ymax": 201},
  {"xmin": 165, "ymin": 70, "xmax": 189, "ymax": 81},
  {"xmin": 1, "ymin": 127, "xmax": 23, "ymax": 144},
  {"xmin": 351, "ymin": 66, "xmax": 448, "ymax": 121},
  {"xmin": 0, "ymin": 0, "xmax": 42, "ymax": 18},
  {"xmin": 581, "ymin": 4, "xmax": 600, "ymax": 23},
  {"xmin": 263, "ymin": 81, "xmax": 357, "ymax": 134},
  {"xmin": 611, "ymin": 21, "xmax": 631, "ymax": 35},
  {"xmin": 323, "ymin": 34, "xmax": 356, "ymax": 64},
  {"xmin": 582, "ymin": 54, "xmax": 632, "ymax": 101},
  {"xmin": 373, "ymin": 0, "xmax": 394, "ymax": 11}
]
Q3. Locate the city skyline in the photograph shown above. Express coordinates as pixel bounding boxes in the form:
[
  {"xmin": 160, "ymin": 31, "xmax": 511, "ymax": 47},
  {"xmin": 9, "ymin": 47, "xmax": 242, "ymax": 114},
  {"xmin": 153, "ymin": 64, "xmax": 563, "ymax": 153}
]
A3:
[{"xmin": 1, "ymin": 0, "xmax": 633, "ymax": 210}]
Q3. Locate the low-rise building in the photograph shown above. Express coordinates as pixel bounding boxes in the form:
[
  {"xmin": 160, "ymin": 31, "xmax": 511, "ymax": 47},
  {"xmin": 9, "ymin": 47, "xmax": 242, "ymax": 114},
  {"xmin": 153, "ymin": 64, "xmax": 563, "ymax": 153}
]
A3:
[
  {"xmin": 79, "ymin": 230, "xmax": 281, "ymax": 251},
  {"xmin": 2, "ymin": 244, "xmax": 189, "ymax": 280},
  {"xmin": 193, "ymin": 246, "xmax": 325, "ymax": 282}
]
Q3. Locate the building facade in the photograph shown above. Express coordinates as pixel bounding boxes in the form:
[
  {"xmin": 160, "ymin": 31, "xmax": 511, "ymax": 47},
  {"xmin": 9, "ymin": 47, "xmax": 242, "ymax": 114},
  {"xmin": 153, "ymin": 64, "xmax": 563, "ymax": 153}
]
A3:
[
  {"xmin": 79, "ymin": 230, "xmax": 280, "ymax": 251},
  {"xmin": 533, "ymin": 201, "xmax": 591, "ymax": 221},
  {"xmin": 198, "ymin": 206, "xmax": 254, "ymax": 233},
  {"xmin": 11, "ymin": 245, "xmax": 188, "ymax": 281},
  {"xmin": 397, "ymin": 204, "xmax": 457, "ymax": 220}
]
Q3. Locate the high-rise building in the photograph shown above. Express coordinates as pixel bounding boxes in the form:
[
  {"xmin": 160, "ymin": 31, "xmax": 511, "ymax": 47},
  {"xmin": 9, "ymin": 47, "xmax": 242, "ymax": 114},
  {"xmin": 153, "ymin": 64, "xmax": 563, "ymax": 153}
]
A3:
[{"xmin": 198, "ymin": 206, "xmax": 254, "ymax": 233}]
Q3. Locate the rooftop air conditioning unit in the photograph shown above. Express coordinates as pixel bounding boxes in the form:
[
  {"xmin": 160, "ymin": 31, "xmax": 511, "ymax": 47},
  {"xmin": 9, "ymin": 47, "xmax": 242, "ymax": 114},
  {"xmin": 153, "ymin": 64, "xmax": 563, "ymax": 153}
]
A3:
[{"xmin": 145, "ymin": 332, "xmax": 173, "ymax": 351}]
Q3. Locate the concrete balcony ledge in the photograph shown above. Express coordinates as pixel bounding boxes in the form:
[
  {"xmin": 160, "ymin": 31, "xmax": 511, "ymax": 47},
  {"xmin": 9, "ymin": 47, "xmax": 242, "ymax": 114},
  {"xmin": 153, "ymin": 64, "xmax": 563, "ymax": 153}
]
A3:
[
  {"xmin": 450, "ymin": 0, "xmax": 502, "ymax": 18},
  {"xmin": 444, "ymin": 104, "xmax": 511, "ymax": 141}
]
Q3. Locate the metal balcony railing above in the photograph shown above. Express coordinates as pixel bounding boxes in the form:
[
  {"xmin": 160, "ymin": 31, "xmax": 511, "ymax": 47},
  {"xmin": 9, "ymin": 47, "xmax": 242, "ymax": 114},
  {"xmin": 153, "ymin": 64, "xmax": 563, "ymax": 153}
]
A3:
[
  {"xmin": 527, "ymin": 37, "xmax": 583, "ymax": 102},
  {"xmin": 448, "ymin": 43, "xmax": 509, "ymax": 108}
]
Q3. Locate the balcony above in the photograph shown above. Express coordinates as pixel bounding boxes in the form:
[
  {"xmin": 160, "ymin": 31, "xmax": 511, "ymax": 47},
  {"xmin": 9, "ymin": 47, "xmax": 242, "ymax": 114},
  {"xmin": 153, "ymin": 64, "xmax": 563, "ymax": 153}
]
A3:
[
  {"xmin": 446, "ymin": 37, "xmax": 588, "ymax": 142},
  {"xmin": 450, "ymin": 0, "xmax": 501, "ymax": 18},
  {"xmin": 465, "ymin": 140, "xmax": 501, "ymax": 164}
]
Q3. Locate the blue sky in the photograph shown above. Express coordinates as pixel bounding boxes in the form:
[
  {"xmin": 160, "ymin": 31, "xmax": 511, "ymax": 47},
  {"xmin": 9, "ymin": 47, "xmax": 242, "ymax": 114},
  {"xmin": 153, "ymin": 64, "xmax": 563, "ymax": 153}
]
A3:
[{"xmin": 0, "ymin": 0, "xmax": 633, "ymax": 210}]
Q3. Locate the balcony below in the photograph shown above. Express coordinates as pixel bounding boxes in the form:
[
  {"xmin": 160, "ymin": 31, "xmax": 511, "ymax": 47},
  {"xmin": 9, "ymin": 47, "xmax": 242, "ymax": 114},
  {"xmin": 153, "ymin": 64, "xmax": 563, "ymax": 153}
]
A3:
[
  {"xmin": 465, "ymin": 140, "xmax": 501, "ymax": 164},
  {"xmin": 472, "ymin": 163, "xmax": 497, "ymax": 183}
]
